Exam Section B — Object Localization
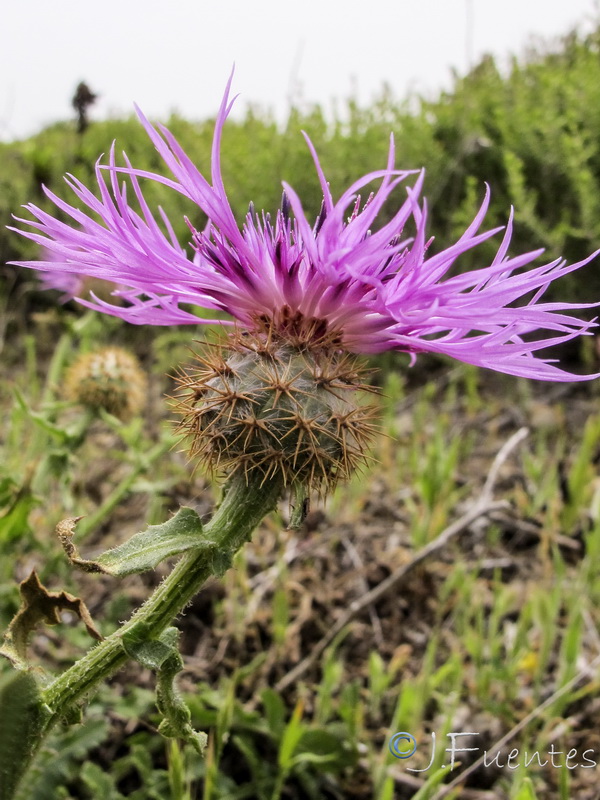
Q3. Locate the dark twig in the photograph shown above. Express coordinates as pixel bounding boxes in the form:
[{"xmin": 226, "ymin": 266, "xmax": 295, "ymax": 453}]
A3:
[
  {"xmin": 275, "ymin": 427, "xmax": 529, "ymax": 692},
  {"xmin": 430, "ymin": 652, "xmax": 600, "ymax": 800}
]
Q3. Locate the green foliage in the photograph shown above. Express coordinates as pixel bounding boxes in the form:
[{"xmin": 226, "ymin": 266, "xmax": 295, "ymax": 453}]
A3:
[
  {"xmin": 62, "ymin": 507, "xmax": 212, "ymax": 577},
  {"xmin": 0, "ymin": 476, "xmax": 37, "ymax": 546},
  {"xmin": 11, "ymin": 698, "xmax": 197, "ymax": 800},
  {"xmin": 185, "ymin": 676, "xmax": 359, "ymax": 800},
  {"xmin": 123, "ymin": 626, "xmax": 207, "ymax": 755},
  {"xmin": 3, "ymin": 25, "xmax": 600, "ymax": 309},
  {"xmin": 0, "ymin": 670, "xmax": 47, "ymax": 800},
  {"xmin": 13, "ymin": 715, "xmax": 110, "ymax": 800}
]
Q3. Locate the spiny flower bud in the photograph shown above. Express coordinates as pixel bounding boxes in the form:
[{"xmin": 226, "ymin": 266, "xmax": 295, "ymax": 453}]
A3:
[
  {"xmin": 64, "ymin": 347, "xmax": 147, "ymax": 421},
  {"xmin": 174, "ymin": 326, "xmax": 379, "ymax": 493}
]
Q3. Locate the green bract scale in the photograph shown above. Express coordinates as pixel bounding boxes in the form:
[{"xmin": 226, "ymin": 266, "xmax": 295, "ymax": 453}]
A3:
[{"xmin": 175, "ymin": 326, "xmax": 378, "ymax": 493}]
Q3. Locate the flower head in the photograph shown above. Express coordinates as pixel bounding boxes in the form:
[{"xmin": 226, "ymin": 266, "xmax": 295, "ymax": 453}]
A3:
[
  {"xmin": 10, "ymin": 74, "xmax": 599, "ymax": 382},
  {"xmin": 64, "ymin": 346, "xmax": 147, "ymax": 421}
]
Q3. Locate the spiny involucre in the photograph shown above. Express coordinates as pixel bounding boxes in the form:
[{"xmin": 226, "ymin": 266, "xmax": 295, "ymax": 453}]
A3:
[{"xmin": 174, "ymin": 324, "xmax": 379, "ymax": 491}]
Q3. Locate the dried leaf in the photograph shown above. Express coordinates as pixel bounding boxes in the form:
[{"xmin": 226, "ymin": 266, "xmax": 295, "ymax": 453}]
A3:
[{"xmin": 0, "ymin": 571, "xmax": 102, "ymax": 670}]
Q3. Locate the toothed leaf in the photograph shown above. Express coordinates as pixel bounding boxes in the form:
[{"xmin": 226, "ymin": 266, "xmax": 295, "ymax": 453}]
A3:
[
  {"xmin": 58, "ymin": 507, "xmax": 215, "ymax": 577},
  {"xmin": 123, "ymin": 627, "xmax": 207, "ymax": 754}
]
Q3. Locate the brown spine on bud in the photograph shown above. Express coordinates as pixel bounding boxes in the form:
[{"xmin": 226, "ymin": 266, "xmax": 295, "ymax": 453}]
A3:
[{"xmin": 173, "ymin": 328, "xmax": 379, "ymax": 494}]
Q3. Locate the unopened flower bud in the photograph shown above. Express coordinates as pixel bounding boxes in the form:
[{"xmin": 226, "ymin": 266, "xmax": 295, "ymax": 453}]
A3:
[
  {"xmin": 64, "ymin": 347, "xmax": 147, "ymax": 421},
  {"xmin": 174, "ymin": 325, "xmax": 378, "ymax": 494}
]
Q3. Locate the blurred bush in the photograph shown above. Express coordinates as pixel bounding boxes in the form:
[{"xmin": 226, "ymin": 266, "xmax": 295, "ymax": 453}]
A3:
[{"xmin": 2, "ymin": 25, "xmax": 600, "ymax": 304}]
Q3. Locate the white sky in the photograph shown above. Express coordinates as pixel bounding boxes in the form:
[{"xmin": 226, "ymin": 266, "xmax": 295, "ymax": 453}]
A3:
[{"xmin": 1, "ymin": 0, "xmax": 598, "ymax": 141}]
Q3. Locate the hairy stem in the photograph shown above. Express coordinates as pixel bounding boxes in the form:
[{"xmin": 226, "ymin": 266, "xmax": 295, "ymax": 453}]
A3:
[
  {"xmin": 6, "ymin": 471, "xmax": 282, "ymax": 799},
  {"xmin": 43, "ymin": 470, "xmax": 282, "ymax": 722}
]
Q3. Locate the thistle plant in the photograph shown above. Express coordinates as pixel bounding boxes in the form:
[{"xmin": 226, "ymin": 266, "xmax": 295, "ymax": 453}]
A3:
[{"xmin": 2, "ymin": 74, "xmax": 599, "ymax": 798}]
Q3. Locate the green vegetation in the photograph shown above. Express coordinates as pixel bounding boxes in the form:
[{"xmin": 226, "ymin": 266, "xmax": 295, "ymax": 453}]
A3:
[
  {"xmin": 2, "ymin": 22, "xmax": 600, "ymax": 800},
  {"xmin": 3, "ymin": 25, "xmax": 600, "ymax": 299}
]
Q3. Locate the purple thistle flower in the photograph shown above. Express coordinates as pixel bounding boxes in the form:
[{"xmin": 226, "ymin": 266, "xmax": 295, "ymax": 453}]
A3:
[
  {"xmin": 34, "ymin": 248, "xmax": 124, "ymax": 305},
  {"xmin": 10, "ymin": 75, "xmax": 600, "ymax": 381},
  {"xmin": 36, "ymin": 265, "xmax": 85, "ymax": 303}
]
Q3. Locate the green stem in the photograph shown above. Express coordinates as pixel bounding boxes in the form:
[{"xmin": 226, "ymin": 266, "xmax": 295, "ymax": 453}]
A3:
[
  {"xmin": 5, "ymin": 471, "xmax": 282, "ymax": 800},
  {"xmin": 42, "ymin": 470, "xmax": 282, "ymax": 724},
  {"xmin": 41, "ymin": 331, "xmax": 72, "ymax": 406}
]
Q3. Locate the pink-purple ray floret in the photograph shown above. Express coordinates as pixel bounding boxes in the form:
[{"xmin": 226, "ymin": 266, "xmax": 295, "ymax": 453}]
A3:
[
  {"xmin": 10, "ymin": 75, "xmax": 600, "ymax": 381},
  {"xmin": 36, "ymin": 265, "xmax": 84, "ymax": 302}
]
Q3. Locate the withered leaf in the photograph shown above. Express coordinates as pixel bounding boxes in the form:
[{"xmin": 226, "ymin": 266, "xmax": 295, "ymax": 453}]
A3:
[
  {"xmin": 0, "ymin": 570, "xmax": 103, "ymax": 670},
  {"xmin": 55, "ymin": 517, "xmax": 105, "ymax": 573}
]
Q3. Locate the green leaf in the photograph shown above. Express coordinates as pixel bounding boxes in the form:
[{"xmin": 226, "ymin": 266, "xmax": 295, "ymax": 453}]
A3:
[
  {"xmin": 261, "ymin": 689, "xmax": 286, "ymax": 739},
  {"xmin": 123, "ymin": 627, "xmax": 207, "ymax": 755},
  {"xmin": 0, "ymin": 670, "xmax": 47, "ymax": 800},
  {"xmin": 0, "ymin": 477, "xmax": 20, "ymax": 509},
  {"xmin": 14, "ymin": 717, "xmax": 110, "ymax": 800},
  {"xmin": 288, "ymin": 482, "xmax": 309, "ymax": 529},
  {"xmin": 12, "ymin": 388, "xmax": 71, "ymax": 446},
  {"xmin": 278, "ymin": 701, "xmax": 306, "ymax": 770},
  {"xmin": 58, "ymin": 507, "xmax": 215, "ymax": 577},
  {"xmin": 80, "ymin": 762, "xmax": 124, "ymax": 798},
  {"xmin": 294, "ymin": 728, "xmax": 357, "ymax": 771},
  {"xmin": 512, "ymin": 777, "xmax": 539, "ymax": 800},
  {"xmin": 0, "ymin": 484, "xmax": 37, "ymax": 545}
]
